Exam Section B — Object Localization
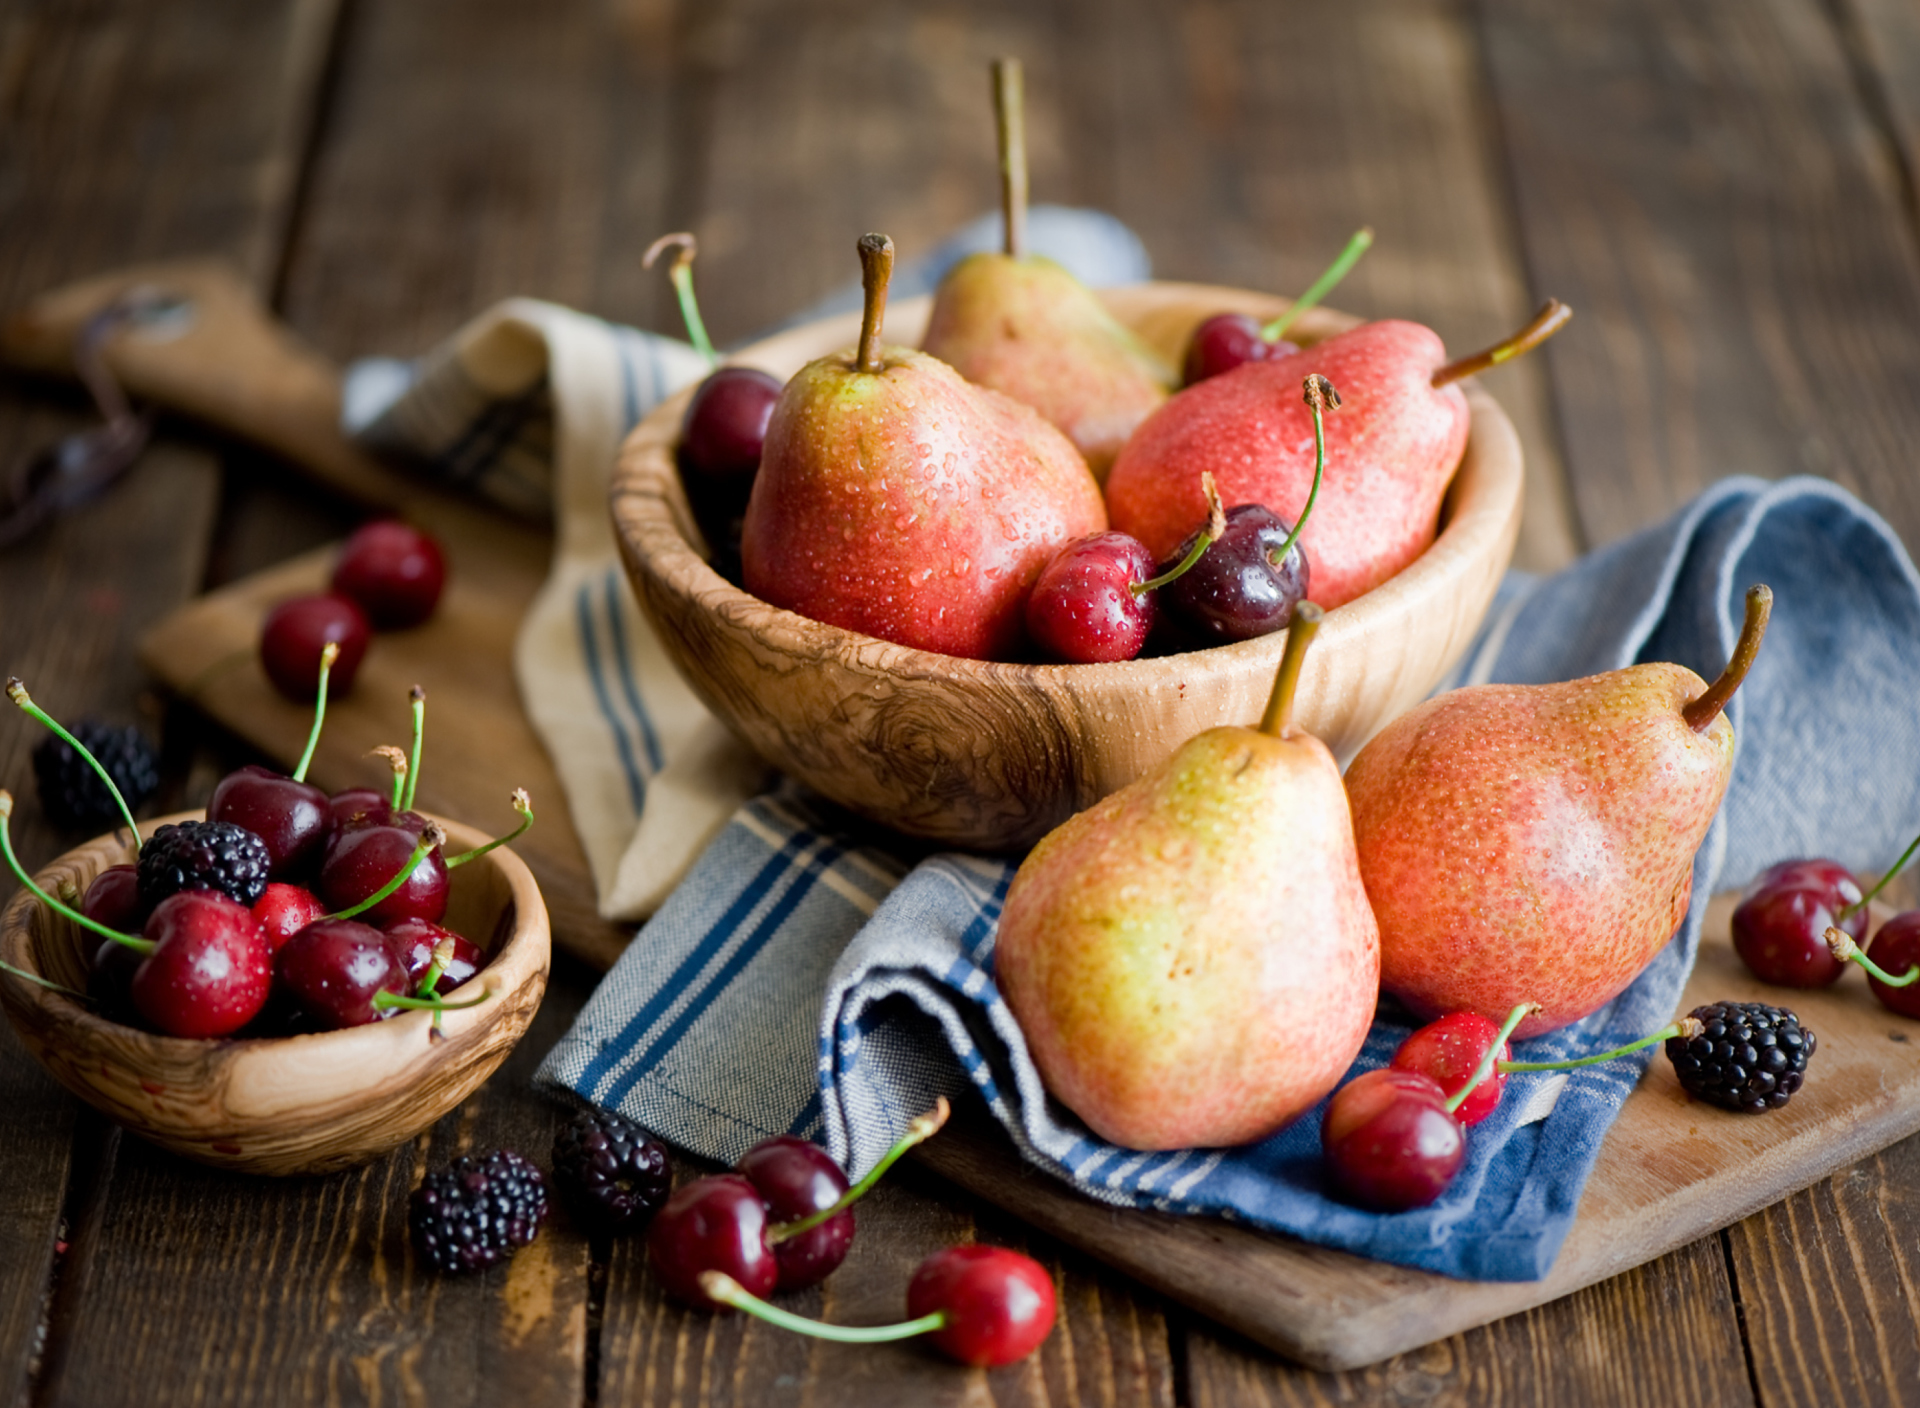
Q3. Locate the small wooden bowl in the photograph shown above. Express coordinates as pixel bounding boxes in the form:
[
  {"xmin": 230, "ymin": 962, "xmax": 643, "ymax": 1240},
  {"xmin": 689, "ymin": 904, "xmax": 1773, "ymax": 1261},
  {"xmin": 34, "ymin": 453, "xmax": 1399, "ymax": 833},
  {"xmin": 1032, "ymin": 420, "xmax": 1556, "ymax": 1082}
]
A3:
[
  {"xmin": 0, "ymin": 811, "xmax": 549, "ymax": 1176},
  {"xmin": 612, "ymin": 282, "xmax": 1524, "ymax": 852}
]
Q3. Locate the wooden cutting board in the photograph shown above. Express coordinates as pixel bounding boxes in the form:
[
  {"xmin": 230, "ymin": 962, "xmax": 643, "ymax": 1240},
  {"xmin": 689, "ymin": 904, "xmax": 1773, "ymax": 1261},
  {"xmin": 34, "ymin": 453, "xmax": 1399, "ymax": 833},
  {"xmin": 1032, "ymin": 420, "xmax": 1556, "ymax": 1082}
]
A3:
[{"xmin": 141, "ymin": 558, "xmax": 1920, "ymax": 1371}]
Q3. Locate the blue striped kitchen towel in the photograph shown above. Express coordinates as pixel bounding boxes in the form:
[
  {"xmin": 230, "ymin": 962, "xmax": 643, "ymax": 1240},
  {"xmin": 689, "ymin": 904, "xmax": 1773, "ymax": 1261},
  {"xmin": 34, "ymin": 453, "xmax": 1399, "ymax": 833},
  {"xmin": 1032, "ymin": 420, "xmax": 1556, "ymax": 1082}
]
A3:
[{"xmin": 537, "ymin": 474, "xmax": 1920, "ymax": 1281}]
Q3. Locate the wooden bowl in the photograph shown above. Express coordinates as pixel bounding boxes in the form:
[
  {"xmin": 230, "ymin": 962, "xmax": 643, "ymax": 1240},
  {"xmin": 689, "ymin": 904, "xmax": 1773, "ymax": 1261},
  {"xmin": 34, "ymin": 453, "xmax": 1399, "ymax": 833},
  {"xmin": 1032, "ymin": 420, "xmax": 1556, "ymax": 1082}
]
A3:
[
  {"xmin": 611, "ymin": 282, "xmax": 1523, "ymax": 852},
  {"xmin": 0, "ymin": 811, "xmax": 549, "ymax": 1176}
]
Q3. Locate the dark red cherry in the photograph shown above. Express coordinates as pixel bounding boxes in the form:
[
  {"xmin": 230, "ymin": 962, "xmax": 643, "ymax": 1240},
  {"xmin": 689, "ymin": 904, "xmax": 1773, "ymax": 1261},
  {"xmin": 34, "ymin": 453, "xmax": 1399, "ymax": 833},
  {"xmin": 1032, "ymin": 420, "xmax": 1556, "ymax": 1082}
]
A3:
[
  {"xmin": 1865, "ymin": 912, "xmax": 1920, "ymax": 1018},
  {"xmin": 274, "ymin": 919, "xmax": 410, "ymax": 1029},
  {"xmin": 318, "ymin": 821, "xmax": 447, "ymax": 925},
  {"xmin": 327, "ymin": 787, "xmax": 392, "ymax": 833},
  {"xmin": 260, "ymin": 594, "xmax": 370, "ymax": 703},
  {"xmin": 906, "ymin": 1244, "xmax": 1058, "ymax": 1367},
  {"xmin": 385, "ymin": 917, "xmax": 483, "ymax": 995},
  {"xmin": 88, "ymin": 935, "xmax": 144, "ymax": 1021},
  {"xmin": 1157, "ymin": 503, "xmax": 1309, "ymax": 646},
  {"xmin": 647, "ymin": 1174, "xmax": 778, "ymax": 1309},
  {"xmin": 1181, "ymin": 313, "xmax": 1298, "ymax": 386},
  {"xmin": 209, "ymin": 764, "xmax": 332, "ymax": 878},
  {"xmin": 1752, "ymin": 857, "xmax": 1862, "ymax": 897},
  {"xmin": 1024, "ymin": 532, "xmax": 1159, "ymax": 663},
  {"xmin": 1731, "ymin": 871, "xmax": 1865, "ymax": 988},
  {"xmin": 679, "ymin": 367, "xmax": 783, "ymax": 581},
  {"xmin": 1321, "ymin": 1067, "xmax": 1465, "ymax": 1212},
  {"xmin": 1391, "ymin": 1012, "xmax": 1508, "ymax": 1126},
  {"xmin": 130, "ymin": 891, "xmax": 274, "ymax": 1038},
  {"xmin": 331, "ymin": 520, "xmax": 447, "ymax": 630},
  {"xmin": 80, "ymin": 863, "xmax": 149, "ymax": 933},
  {"xmin": 252, "ymin": 882, "xmax": 327, "ymax": 952},
  {"xmin": 735, "ymin": 1136, "xmax": 853, "ymax": 1291}
]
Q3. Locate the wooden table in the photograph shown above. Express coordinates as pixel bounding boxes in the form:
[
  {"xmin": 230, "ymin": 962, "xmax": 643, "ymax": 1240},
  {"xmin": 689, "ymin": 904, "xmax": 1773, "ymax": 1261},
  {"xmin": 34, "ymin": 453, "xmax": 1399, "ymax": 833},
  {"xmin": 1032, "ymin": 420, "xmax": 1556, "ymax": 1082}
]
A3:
[{"xmin": 5, "ymin": 1, "xmax": 1920, "ymax": 1402}]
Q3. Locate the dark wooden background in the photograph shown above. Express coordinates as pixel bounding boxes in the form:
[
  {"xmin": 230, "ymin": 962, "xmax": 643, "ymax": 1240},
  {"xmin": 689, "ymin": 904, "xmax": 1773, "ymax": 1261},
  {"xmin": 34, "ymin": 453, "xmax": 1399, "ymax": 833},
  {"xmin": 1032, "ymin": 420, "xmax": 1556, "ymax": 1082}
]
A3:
[{"xmin": 5, "ymin": 0, "xmax": 1920, "ymax": 1403}]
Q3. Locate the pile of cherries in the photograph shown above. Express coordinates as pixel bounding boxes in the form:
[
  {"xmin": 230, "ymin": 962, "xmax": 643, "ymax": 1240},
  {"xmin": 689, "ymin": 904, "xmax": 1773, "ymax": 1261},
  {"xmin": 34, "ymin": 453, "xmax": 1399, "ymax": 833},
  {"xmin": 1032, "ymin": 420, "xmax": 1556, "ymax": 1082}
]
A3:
[
  {"xmin": 1729, "ymin": 839, "xmax": 1920, "ymax": 1016},
  {"xmin": 3, "ymin": 654, "xmax": 525, "ymax": 1041},
  {"xmin": 260, "ymin": 519, "xmax": 447, "ymax": 703}
]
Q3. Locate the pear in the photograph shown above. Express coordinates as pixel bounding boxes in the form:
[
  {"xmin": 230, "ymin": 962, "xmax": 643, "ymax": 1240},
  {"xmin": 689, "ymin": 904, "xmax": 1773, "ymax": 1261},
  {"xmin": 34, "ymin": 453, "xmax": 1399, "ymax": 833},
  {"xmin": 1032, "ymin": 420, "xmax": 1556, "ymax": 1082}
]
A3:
[
  {"xmin": 1344, "ymin": 586, "xmax": 1772, "ymax": 1040},
  {"xmin": 741, "ymin": 233, "xmax": 1106, "ymax": 661},
  {"xmin": 920, "ymin": 59, "xmax": 1175, "ymax": 481},
  {"xmin": 994, "ymin": 598, "xmax": 1380, "ymax": 1151},
  {"xmin": 1106, "ymin": 302, "xmax": 1571, "ymax": 609}
]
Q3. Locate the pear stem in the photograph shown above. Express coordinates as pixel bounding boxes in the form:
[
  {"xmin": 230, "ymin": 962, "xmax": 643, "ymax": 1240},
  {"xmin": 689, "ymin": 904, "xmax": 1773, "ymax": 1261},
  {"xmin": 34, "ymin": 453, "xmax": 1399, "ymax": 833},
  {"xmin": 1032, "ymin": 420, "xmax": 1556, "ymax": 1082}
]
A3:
[
  {"xmin": 1837, "ymin": 830, "xmax": 1920, "ymax": 921},
  {"xmin": 701, "ymin": 1271, "xmax": 947, "ymax": 1342},
  {"xmin": 7, "ymin": 678, "xmax": 144, "ymax": 848},
  {"xmin": 642, "ymin": 232, "xmax": 718, "ymax": 368},
  {"xmin": 766, "ymin": 1097, "xmax": 949, "ymax": 1244},
  {"xmin": 292, "ymin": 642, "xmax": 338, "ymax": 784},
  {"xmin": 1444, "ymin": 1003, "xmax": 1539, "ymax": 1114},
  {"xmin": 0, "ymin": 792, "xmax": 153, "ymax": 955},
  {"xmin": 1258, "ymin": 601, "xmax": 1322, "ymax": 739},
  {"xmin": 1430, "ymin": 300, "xmax": 1573, "ymax": 389},
  {"xmin": 1497, "ymin": 1016, "xmax": 1702, "ymax": 1073},
  {"xmin": 993, "ymin": 57, "xmax": 1027, "ymax": 261},
  {"xmin": 1132, "ymin": 475, "xmax": 1226, "ymax": 597},
  {"xmin": 1262, "ymin": 229, "xmax": 1373, "ymax": 342},
  {"xmin": 1826, "ymin": 926, "xmax": 1920, "ymax": 987},
  {"xmin": 855, "ymin": 234, "xmax": 894, "ymax": 375},
  {"xmin": 402, "ymin": 686, "xmax": 426, "ymax": 813},
  {"xmin": 1682, "ymin": 585, "xmax": 1772, "ymax": 733}
]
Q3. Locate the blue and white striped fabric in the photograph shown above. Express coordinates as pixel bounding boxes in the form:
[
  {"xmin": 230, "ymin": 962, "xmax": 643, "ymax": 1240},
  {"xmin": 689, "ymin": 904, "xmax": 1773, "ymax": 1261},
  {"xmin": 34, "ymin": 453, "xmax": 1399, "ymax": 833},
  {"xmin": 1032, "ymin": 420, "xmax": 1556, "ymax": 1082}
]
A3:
[{"xmin": 538, "ymin": 476, "xmax": 1920, "ymax": 1281}]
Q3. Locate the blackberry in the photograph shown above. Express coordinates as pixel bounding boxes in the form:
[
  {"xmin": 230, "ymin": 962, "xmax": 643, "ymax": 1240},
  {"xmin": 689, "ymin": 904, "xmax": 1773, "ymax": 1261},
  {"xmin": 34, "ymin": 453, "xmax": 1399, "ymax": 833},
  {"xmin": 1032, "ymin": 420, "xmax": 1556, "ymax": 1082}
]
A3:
[
  {"xmin": 552, "ymin": 1106, "xmax": 672, "ymax": 1236},
  {"xmin": 136, "ymin": 820, "xmax": 272, "ymax": 907},
  {"xmin": 409, "ymin": 1149, "xmax": 549, "ymax": 1275},
  {"xmin": 1666, "ymin": 1001, "xmax": 1815, "ymax": 1113},
  {"xmin": 31, "ymin": 722, "xmax": 160, "ymax": 832}
]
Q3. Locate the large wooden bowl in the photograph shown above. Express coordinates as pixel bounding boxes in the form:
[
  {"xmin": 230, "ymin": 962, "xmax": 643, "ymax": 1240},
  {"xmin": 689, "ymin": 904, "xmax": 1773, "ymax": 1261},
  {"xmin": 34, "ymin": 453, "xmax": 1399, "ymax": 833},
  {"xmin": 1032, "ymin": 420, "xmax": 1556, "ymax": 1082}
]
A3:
[
  {"xmin": 612, "ymin": 283, "xmax": 1524, "ymax": 852},
  {"xmin": 0, "ymin": 811, "xmax": 549, "ymax": 1176}
]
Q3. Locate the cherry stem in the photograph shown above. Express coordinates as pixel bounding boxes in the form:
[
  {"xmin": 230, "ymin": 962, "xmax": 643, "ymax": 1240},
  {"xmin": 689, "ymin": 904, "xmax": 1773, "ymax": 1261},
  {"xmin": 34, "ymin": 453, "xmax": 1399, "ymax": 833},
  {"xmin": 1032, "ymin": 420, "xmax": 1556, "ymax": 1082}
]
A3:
[
  {"xmin": 1682, "ymin": 585, "xmax": 1772, "ymax": 733},
  {"xmin": 1430, "ymin": 299, "xmax": 1573, "ymax": 389},
  {"xmin": 0, "ymin": 792, "xmax": 153, "ymax": 955},
  {"xmin": 701, "ymin": 1270, "xmax": 947, "ymax": 1341},
  {"xmin": 402, "ymin": 686, "xmax": 425, "ymax": 814},
  {"xmin": 1496, "ymin": 1016, "xmax": 1702, "ymax": 1074},
  {"xmin": 371, "ymin": 745, "xmax": 408, "ymax": 812},
  {"xmin": 993, "ymin": 57, "xmax": 1027, "ymax": 260},
  {"xmin": 642, "ymin": 232, "xmax": 718, "ymax": 368},
  {"xmin": 444, "ymin": 789, "xmax": 534, "ymax": 870},
  {"xmin": 1132, "ymin": 475, "xmax": 1226, "ymax": 598},
  {"xmin": 855, "ymin": 234, "xmax": 894, "ymax": 375},
  {"xmin": 766, "ymin": 1096, "xmax": 951, "ymax": 1245},
  {"xmin": 1838, "ymin": 830, "xmax": 1920, "ymax": 921},
  {"xmin": 1258, "ymin": 602, "xmax": 1322, "ymax": 739},
  {"xmin": 0, "ymin": 956, "xmax": 88, "ymax": 1000},
  {"xmin": 321, "ymin": 822, "xmax": 445, "ymax": 923},
  {"xmin": 1265, "ymin": 374, "xmax": 1337, "ymax": 573},
  {"xmin": 372, "ymin": 987, "xmax": 490, "ymax": 1014},
  {"xmin": 1261, "ymin": 228, "xmax": 1373, "ymax": 342},
  {"xmin": 292, "ymin": 641, "xmax": 338, "ymax": 784},
  {"xmin": 6, "ymin": 678, "xmax": 143, "ymax": 848},
  {"xmin": 417, "ymin": 935, "xmax": 456, "ymax": 999},
  {"xmin": 1444, "ymin": 1003, "xmax": 1539, "ymax": 1114},
  {"xmin": 1826, "ymin": 926, "xmax": 1920, "ymax": 987}
]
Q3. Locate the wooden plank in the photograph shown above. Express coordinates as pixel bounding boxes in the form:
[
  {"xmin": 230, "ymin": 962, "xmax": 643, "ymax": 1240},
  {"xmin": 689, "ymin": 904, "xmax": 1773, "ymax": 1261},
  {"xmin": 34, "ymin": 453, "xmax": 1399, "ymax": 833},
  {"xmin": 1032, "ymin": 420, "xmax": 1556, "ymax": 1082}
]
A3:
[
  {"xmin": 1182, "ymin": 1239, "xmax": 1755, "ymax": 1406},
  {"xmin": 1475, "ymin": 0, "xmax": 1920, "ymax": 552},
  {"xmin": 1837, "ymin": 0, "xmax": 1920, "ymax": 222},
  {"xmin": 1723, "ymin": 1129, "xmax": 1920, "ymax": 1408}
]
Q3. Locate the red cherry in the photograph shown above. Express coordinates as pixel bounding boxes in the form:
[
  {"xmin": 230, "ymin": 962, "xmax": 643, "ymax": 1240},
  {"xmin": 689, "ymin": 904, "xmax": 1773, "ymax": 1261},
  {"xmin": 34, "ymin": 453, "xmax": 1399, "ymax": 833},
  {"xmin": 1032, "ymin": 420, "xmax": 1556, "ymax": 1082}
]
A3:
[
  {"xmin": 1731, "ymin": 863, "xmax": 1866, "ymax": 988},
  {"xmin": 906, "ymin": 1244, "xmax": 1057, "ymax": 1367},
  {"xmin": 679, "ymin": 367, "xmax": 783, "ymax": 581},
  {"xmin": 647, "ymin": 1174, "xmax": 779, "ymax": 1309},
  {"xmin": 1024, "ymin": 532, "xmax": 1160, "ymax": 663},
  {"xmin": 1182, "ymin": 313, "xmax": 1297, "ymax": 386},
  {"xmin": 274, "ymin": 919, "xmax": 410, "ymax": 1028},
  {"xmin": 130, "ymin": 891, "xmax": 273, "ymax": 1038},
  {"xmin": 735, "ymin": 1136, "xmax": 854, "ymax": 1291},
  {"xmin": 260, "ymin": 594, "xmax": 370, "ymax": 703},
  {"xmin": 1321, "ymin": 1067, "xmax": 1465, "ymax": 1211},
  {"xmin": 252, "ymin": 882, "xmax": 327, "ymax": 951},
  {"xmin": 1865, "ymin": 912, "xmax": 1920, "ymax": 1018},
  {"xmin": 327, "ymin": 787, "xmax": 390, "ymax": 833},
  {"xmin": 331, "ymin": 520, "xmax": 447, "ymax": 629},
  {"xmin": 385, "ymin": 917, "xmax": 483, "ymax": 995},
  {"xmin": 1157, "ymin": 502, "xmax": 1310, "ymax": 645},
  {"xmin": 80, "ymin": 863, "xmax": 149, "ymax": 932},
  {"xmin": 1391, "ymin": 1012, "xmax": 1509, "ymax": 1126},
  {"xmin": 209, "ymin": 764, "xmax": 333, "ymax": 878},
  {"xmin": 318, "ymin": 820, "xmax": 448, "ymax": 926}
]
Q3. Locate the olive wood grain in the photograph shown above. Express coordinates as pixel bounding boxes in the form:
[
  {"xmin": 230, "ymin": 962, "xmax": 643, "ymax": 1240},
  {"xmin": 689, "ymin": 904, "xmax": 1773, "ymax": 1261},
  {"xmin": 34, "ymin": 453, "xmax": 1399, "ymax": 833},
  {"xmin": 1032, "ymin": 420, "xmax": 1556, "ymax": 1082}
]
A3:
[
  {"xmin": 0, "ymin": 811, "xmax": 550, "ymax": 1177},
  {"xmin": 610, "ymin": 282, "xmax": 1523, "ymax": 852}
]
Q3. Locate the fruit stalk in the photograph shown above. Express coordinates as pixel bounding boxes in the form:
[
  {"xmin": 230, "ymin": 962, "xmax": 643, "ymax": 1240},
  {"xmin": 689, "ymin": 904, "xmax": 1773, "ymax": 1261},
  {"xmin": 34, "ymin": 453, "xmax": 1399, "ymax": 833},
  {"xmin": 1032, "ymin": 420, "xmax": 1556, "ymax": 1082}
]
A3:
[
  {"xmin": 1836, "ymin": 829, "xmax": 1920, "ymax": 922},
  {"xmin": 402, "ymin": 685, "xmax": 426, "ymax": 813},
  {"xmin": 1443, "ymin": 1003, "xmax": 1538, "ymax": 1114},
  {"xmin": 993, "ymin": 57, "xmax": 1027, "ymax": 261},
  {"xmin": 322, "ymin": 822, "xmax": 446, "ymax": 922},
  {"xmin": 371, "ymin": 745, "xmax": 408, "ymax": 812},
  {"xmin": 0, "ymin": 792, "xmax": 154, "ymax": 954},
  {"xmin": 766, "ymin": 1097, "xmax": 950, "ymax": 1243},
  {"xmin": 7, "ymin": 678, "xmax": 144, "ymax": 847},
  {"xmin": 1496, "ymin": 1016, "xmax": 1704, "ymax": 1073},
  {"xmin": 854, "ymin": 234, "xmax": 894, "ymax": 375},
  {"xmin": 1262, "ymin": 229, "xmax": 1373, "ymax": 343},
  {"xmin": 1258, "ymin": 601, "xmax": 1322, "ymax": 739},
  {"xmin": 444, "ymin": 789, "xmax": 535, "ymax": 869},
  {"xmin": 1267, "ymin": 374, "xmax": 1339, "ymax": 571},
  {"xmin": 1826, "ymin": 926, "xmax": 1920, "ymax": 987},
  {"xmin": 291, "ymin": 642, "xmax": 339, "ymax": 784},
  {"xmin": 643, "ymin": 232, "xmax": 718, "ymax": 367},
  {"xmin": 700, "ymin": 1270, "xmax": 946, "ymax": 1342},
  {"xmin": 1430, "ymin": 300, "xmax": 1573, "ymax": 389},
  {"xmin": 1131, "ymin": 475, "xmax": 1227, "ymax": 597},
  {"xmin": 1681, "ymin": 585, "xmax": 1772, "ymax": 733}
]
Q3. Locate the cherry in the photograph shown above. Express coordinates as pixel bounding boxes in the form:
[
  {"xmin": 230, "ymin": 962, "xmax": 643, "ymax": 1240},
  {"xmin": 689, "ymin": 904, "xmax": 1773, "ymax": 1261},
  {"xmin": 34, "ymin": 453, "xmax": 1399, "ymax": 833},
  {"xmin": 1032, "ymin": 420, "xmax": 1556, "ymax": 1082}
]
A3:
[
  {"xmin": 385, "ymin": 917, "xmax": 483, "ymax": 995},
  {"xmin": 1157, "ymin": 502, "xmax": 1311, "ymax": 646},
  {"xmin": 130, "ymin": 891, "xmax": 274, "ymax": 1038},
  {"xmin": 252, "ymin": 882, "xmax": 327, "ymax": 951},
  {"xmin": 1183, "ymin": 314, "xmax": 1297, "ymax": 385},
  {"xmin": 1391, "ymin": 1012, "xmax": 1509, "ymax": 1126},
  {"xmin": 331, "ymin": 520, "xmax": 446, "ymax": 629},
  {"xmin": 273, "ymin": 919, "xmax": 412, "ymax": 1028},
  {"xmin": 210, "ymin": 765, "xmax": 331, "ymax": 879},
  {"xmin": 328, "ymin": 787, "xmax": 391, "ymax": 833},
  {"xmin": 1322, "ymin": 1067, "xmax": 1465, "ymax": 1211},
  {"xmin": 318, "ymin": 820, "xmax": 448, "ymax": 926},
  {"xmin": 1864, "ymin": 915, "xmax": 1920, "ymax": 1018},
  {"xmin": 681, "ymin": 367, "xmax": 782, "ymax": 489},
  {"xmin": 1731, "ymin": 869, "xmax": 1865, "ymax": 988},
  {"xmin": 87, "ymin": 935, "xmax": 143, "ymax": 1021},
  {"xmin": 736, "ymin": 1136, "xmax": 854, "ymax": 1291},
  {"xmin": 1024, "ymin": 532, "xmax": 1160, "ymax": 663},
  {"xmin": 260, "ymin": 594, "xmax": 369, "ymax": 703},
  {"xmin": 648, "ymin": 1174, "xmax": 778, "ymax": 1309},
  {"xmin": 80, "ymin": 863, "xmax": 148, "ymax": 932}
]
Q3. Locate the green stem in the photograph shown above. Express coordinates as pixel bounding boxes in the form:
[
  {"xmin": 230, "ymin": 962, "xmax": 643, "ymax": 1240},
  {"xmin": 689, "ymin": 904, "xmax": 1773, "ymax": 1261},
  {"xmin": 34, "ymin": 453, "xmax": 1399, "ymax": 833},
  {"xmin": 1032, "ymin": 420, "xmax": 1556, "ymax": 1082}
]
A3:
[
  {"xmin": 0, "ymin": 793, "xmax": 153, "ymax": 955},
  {"xmin": 321, "ymin": 824, "xmax": 444, "ymax": 922},
  {"xmin": 0, "ymin": 957, "xmax": 89, "ymax": 1001},
  {"xmin": 7, "ymin": 679, "xmax": 143, "ymax": 847},
  {"xmin": 402, "ymin": 686, "xmax": 425, "ymax": 814},
  {"xmin": 1827, "ymin": 926, "xmax": 1920, "ymax": 987},
  {"xmin": 370, "ymin": 745, "xmax": 408, "ymax": 813},
  {"xmin": 701, "ymin": 1270, "xmax": 947, "ymax": 1341},
  {"xmin": 416, "ymin": 936, "xmax": 454, "ymax": 999},
  {"xmin": 1838, "ymin": 832, "xmax": 1920, "ymax": 922},
  {"xmin": 1497, "ymin": 1019, "xmax": 1699, "ymax": 1074},
  {"xmin": 1257, "ymin": 603, "xmax": 1322, "ymax": 738},
  {"xmin": 1261, "ymin": 228, "xmax": 1373, "ymax": 342},
  {"xmin": 642, "ymin": 232, "xmax": 717, "ymax": 368},
  {"xmin": 292, "ymin": 641, "xmax": 337, "ymax": 784},
  {"xmin": 443, "ymin": 790, "xmax": 534, "ymax": 870},
  {"xmin": 766, "ymin": 1097, "xmax": 951, "ymax": 1245},
  {"xmin": 1265, "ymin": 374, "xmax": 1337, "ymax": 574},
  {"xmin": 373, "ymin": 988, "xmax": 490, "ymax": 1014},
  {"xmin": 1131, "ymin": 474, "xmax": 1226, "ymax": 598},
  {"xmin": 1444, "ymin": 1003, "xmax": 1537, "ymax": 1114}
]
